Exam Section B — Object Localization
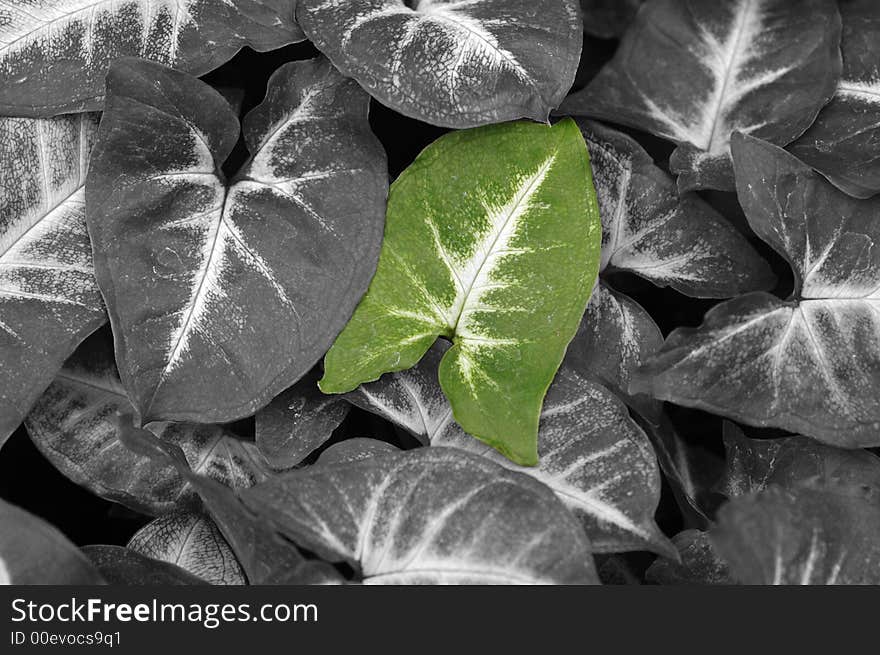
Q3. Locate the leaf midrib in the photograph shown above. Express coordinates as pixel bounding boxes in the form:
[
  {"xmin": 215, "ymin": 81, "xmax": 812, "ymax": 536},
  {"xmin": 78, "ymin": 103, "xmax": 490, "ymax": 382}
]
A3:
[{"xmin": 449, "ymin": 151, "xmax": 558, "ymax": 335}]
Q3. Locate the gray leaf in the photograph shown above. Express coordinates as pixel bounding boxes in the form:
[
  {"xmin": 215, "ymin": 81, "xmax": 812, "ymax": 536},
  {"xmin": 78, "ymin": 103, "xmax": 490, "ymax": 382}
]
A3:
[
  {"xmin": 567, "ymin": 282, "xmax": 662, "ymax": 401},
  {"xmin": 0, "ymin": 497, "xmax": 104, "ymax": 584},
  {"xmin": 317, "ymin": 438, "xmax": 400, "ymax": 466},
  {"xmin": 128, "ymin": 510, "xmax": 245, "ymax": 585},
  {"xmin": 637, "ymin": 135, "xmax": 880, "ymax": 446},
  {"xmin": 297, "ymin": 0, "xmax": 583, "ymax": 128},
  {"xmin": 25, "ymin": 333, "xmax": 271, "ymax": 516},
  {"xmin": 580, "ymin": 120, "xmax": 774, "ymax": 296},
  {"xmin": 720, "ymin": 422, "xmax": 880, "ymax": 498},
  {"xmin": 86, "ymin": 56, "xmax": 388, "ymax": 425},
  {"xmin": 789, "ymin": 0, "xmax": 880, "ymax": 198},
  {"xmin": 645, "ymin": 530, "xmax": 733, "ymax": 585},
  {"xmin": 712, "ymin": 484, "xmax": 880, "ymax": 584},
  {"xmin": 239, "ymin": 447, "xmax": 598, "ymax": 584},
  {"xmin": 562, "ymin": 0, "xmax": 841, "ymax": 191},
  {"xmin": 255, "ymin": 368, "xmax": 351, "ymax": 469},
  {"xmin": 82, "ymin": 545, "xmax": 209, "ymax": 585},
  {"xmin": 0, "ymin": 0, "xmax": 304, "ymax": 116},
  {"xmin": 348, "ymin": 342, "xmax": 672, "ymax": 557},
  {"xmin": 0, "ymin": 113, "xmax": 106, "ymax": 449},
  {"xmin": 116, "ymin": 417, "xmax": 344, "ymax": 585}
]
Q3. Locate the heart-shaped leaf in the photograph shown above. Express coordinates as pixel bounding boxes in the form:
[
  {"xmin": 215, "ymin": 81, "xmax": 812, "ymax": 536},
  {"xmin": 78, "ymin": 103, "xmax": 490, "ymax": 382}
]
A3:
[
  {"xmin": 789, "ymin": 0, "xmax": 880, "ymax": 198},
  {"xmin": 86, "ymin": 57, "xmax": 388, "ymax": 425},
  {"xmin": 117, "ymin": 417, "xmax": 344, "ymax": 584},
  {"xmin": 238, "ymin": 447, "xmax": 598, "ymax": 584},
  {"xmin": 712, "ymin": 484, "xmax": 880, "ymax": 584},
  {"xmin": 297, "ymin": 0, "xmax": 583, "ymax": 128},
  {"xmin": 720, "ymin": 423, "xmax": 880, "ymax": 498},
  {"xmin": 82, "ymin": 545, "xmax": 209, "ymax": 585},
  {"xmin": 128, "ymin": 510, "xmax": 245, "ymax": 585},
  {"xmin": 0, "ymin": 114, "xmax": 106, "ymax": 449},
  {"xmin": 255, "ymin": 367, "xmax": 351, "ymax": 469},
  {"xmin": 645, "ymin": 530, "xmax": 733, "ymax": 585},
  {"xmin": 25, "ymin": 332, "xmax": 270, "ymax": 516},
  {"xmin": 561, "ymin": 0, "xmax": 842, "ymax": 191},
  {"xmin": 320, "ymin": 119, "xmax": 601, "ymax": 465},
  {"xmin": 637, "ymin": 134, "xmax": 880, "ymax": 446},
  {"xmin": 579, "ymin": 120, "xmax": 774, "ymax": 296},
  {"xmin": 0, "ymin": 497, "xmax": 104, "ymax": 584},
  {"xmin": 347, "ymin": 342, "xmax": 672, "ymax": 556},
  {"xmin": 0, "ymin": 0, "xmax": 304, "ymax": 117}
]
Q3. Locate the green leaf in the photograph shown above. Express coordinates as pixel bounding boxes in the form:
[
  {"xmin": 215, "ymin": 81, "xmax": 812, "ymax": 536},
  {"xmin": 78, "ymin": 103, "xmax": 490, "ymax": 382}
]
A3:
[{"xmin": 320, "ymin": 119, "xmax": 601, "ymax": 466}]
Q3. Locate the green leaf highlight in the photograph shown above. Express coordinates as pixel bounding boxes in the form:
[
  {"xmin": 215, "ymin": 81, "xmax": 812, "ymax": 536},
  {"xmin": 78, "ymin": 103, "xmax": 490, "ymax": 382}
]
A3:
[{"xmin": 320, "ymin": 119, "xmax": 601, "ymax": 466}]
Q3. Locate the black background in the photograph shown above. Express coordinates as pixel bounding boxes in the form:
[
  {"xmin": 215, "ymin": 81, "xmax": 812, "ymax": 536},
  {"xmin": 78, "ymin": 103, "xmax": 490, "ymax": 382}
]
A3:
[{"xmin": 0, "ymin": 34, "xmax": 796, "ymax": 580}]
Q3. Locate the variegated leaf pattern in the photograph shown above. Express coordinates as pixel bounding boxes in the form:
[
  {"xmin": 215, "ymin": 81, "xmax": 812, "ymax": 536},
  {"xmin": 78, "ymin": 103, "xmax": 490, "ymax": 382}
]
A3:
[
  {"xmin": 561, "ymin": 0, "xmax": 841, "ymax": 191},
  {"xmin": 0, "ymin": 497, "xmax": 104, "ymax": 584},
  {"xmin": 86, "ymin": 57, "xmax": 388, "ymax": 425},
  {"xmin": 346, "ymin": 342, "xmax": 673, "ymax": 557},
  {"xmin": 789, "ymin": 0, "xmax": 880, "ymax": 198},
  {"xmin": 579, "ymin": 120, "xmax": 774, "ymax": 297},
  {"xmin": 83, "ymin": 545, "xmax": 209, "ymax": 585},
  {"xmin": 297, "ymin": 0, "xmax": 583, "ymax": 128},
  {"xmin": 637, "ymin": 134, "xmax": 880, "ymax": 447},
  {"xmin": 344, "ymin": 341, "xmax": 452, "ymax": 446},
  {"xmin": 435, "ymin": 368, "xmax": 673, "ymax": 556},
  {"xmin": 0, "ymin": 113, "xmax": 106, "ymax": 449},
  {"xmin": 255, "ymin": 367, "xmax": 351, "ymax": 469},
  {"xmin": 117, "ymin": 419, "xmax": 344, "ymax": 585},
  {"xmin": 712, "ymin": 485, "xmax": 880, "ymax": 584},
  {"xmin": 720, "ymin": 423, "xmax": 880, "ymax": 499},
  {"xmin": 25, "ymin": 331, "xmax": 271, "ymax": 516},
  {"xmin": 128, "ymin": 510, "xmax": 245, "ymax": 585},
  {"xmin": 565, "ymin": 282, "xmax": 662, "ymax": 402},
  {"xmin": 239, "ymin": 448, "xmax": 599, "ymax": 584},
  {"xmin": 320, "ymin": 120, "xmax": 601, "ymax": 466},
  {"xmin": 0, "ymin": 0, "xmax": 304, "ymax": 116}
]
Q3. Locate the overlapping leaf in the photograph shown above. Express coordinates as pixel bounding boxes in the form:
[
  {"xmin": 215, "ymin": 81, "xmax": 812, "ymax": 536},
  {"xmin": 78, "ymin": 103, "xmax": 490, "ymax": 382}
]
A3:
[
  {"xmin": 0, "ymin": 497, "xmax": 104, "ymax": 584},
  {"xmin": 578, "ymin": 120, "xmax": 774, "ymax": 297},
  {"xmin": 255, "ymin": 367, "xmax": 351, "ymax": 469},
  {"xmin": 637, "ymin": 135, "xmax": 880, "ymax": 447},
  {"xmin": 86, "ymin": 57, "xmax": 388, "ymax": 425},
  {"xmin": 712, "ymin": 484, "xmax": 880, "ymax": 584},
  {"xmin": 320, "ymin": 119, "xmax": 601, "ymax": 465},
  {"xmin": 117, "ymin": 418, "xmax": 343, "ymax": 584},
  {"xmin": 346, "ymin": 342, "xmax": 671, "ymax": 556},
  {"xmin": 0, "ymin": 113, "xmax": 106, "ymax": 449},
  {"xmin": 645, "ymin": 530, "xmax": 732, "ymax": 585},
  {"xmin": 297, "ymin": 0, "xmax": 583, "ymax": 128},
  {"xmin": 128, "ymin": 511, "xmax": 245, "ymax": 585},
  {"xmin": 562, "ymin": 0, "xmax": 842, "ymax": 191},
  {"xmin": 720, "ymin": 423, "xmax": 880, "ymax": 498},
  {"xmin": 83, "ymin": 545, "xmax": 208, "ymax": 585},
  {"xmin": 317, "ymin": 438, "xmax": 400, "ymax": 465},
  {"xmin": 0, "ymin": 0, "xmax": 304, "ymax": 116},
  {"xmin": 344, "ymin": 341, "xmax": 451, "ymax": 445},
  {"xmin": 561, "ymin": 282, "xmax": 662, "ymax": 402},
  {"xmin": 25, "ymin": 333, "xmax": 270, "ymax": 516},
  {"xmin": 789, "ymin": 0, "xmax": 880, "ymax": 198},
  {"xmin": 239, "ymin": 447, "xmax": 598, "ymax": 584}
]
